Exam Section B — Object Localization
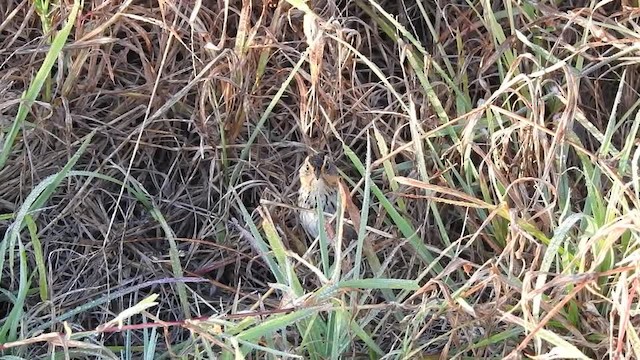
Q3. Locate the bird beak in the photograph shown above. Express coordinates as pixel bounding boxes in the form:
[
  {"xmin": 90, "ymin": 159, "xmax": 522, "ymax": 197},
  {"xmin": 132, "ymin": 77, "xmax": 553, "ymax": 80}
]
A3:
[{"xmin": 313, "ymin": 164, "xmax": 322, "ymax": 179}]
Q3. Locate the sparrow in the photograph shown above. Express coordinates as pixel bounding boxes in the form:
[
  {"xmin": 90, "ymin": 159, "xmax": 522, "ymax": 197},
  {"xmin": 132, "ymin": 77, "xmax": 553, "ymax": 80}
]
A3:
[{"xmin": 297, "ymin": 153, "xmax": 340, "ymax": 240}]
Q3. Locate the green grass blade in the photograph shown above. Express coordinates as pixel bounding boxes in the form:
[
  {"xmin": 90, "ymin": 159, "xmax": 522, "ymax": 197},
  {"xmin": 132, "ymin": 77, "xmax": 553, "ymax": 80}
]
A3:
[
  {"xmin": 0, "ymin": 0, "xmax": 81, "ymax": 169},
  {"xmin": 236, "ymin": 307, "xmax": 317, "ymax": 342},
  {"xmin": 338, "ymin": 279, "xmax": 419, "ymax": 290},
  {"xmin": 25, "ymin": 215, "xmax": 48, "ymax": 302},
  {"xmin": 0, "ymin": 130, "xmax": 95, "ymax": 284}
]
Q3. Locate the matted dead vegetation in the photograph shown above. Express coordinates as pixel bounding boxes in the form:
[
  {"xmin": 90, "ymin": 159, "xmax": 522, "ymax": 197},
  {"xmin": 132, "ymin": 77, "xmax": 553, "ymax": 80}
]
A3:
[{"xmin": 1, "ymin": 0, "xmax": 639, "ymax": 359}]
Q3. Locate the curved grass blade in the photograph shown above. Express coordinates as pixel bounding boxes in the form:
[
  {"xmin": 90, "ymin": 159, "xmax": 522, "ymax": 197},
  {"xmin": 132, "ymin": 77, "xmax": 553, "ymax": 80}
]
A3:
[{"xmin": 0, "ymin": 0, "xmax": 82, "ymax": 169}]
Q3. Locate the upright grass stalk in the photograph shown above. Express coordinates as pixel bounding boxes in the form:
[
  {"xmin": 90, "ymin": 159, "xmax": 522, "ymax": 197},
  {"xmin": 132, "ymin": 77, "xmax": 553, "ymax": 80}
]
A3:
[{"xmin": 0, "ymin": 0, "xmax": 81, "ymax": 169}]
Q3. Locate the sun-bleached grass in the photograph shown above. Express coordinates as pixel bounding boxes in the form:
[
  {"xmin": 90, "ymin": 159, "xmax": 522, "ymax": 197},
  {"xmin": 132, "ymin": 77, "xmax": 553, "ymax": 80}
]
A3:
[{"xmin": 0, "ymin": 0, "xmax": 639, "ymax": 359}]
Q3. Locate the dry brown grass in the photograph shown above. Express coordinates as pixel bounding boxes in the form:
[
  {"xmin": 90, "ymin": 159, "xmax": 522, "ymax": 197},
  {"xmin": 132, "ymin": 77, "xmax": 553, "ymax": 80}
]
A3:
[{"xmin": 1, "ymin": 0, "xmax": 640, "ymax": 359}]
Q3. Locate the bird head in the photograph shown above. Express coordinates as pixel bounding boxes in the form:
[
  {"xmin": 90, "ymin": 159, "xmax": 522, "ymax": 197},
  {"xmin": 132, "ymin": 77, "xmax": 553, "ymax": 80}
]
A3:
[{"xmin": 299, "ymin": 153, "xmax": 339, "ymax": 189}]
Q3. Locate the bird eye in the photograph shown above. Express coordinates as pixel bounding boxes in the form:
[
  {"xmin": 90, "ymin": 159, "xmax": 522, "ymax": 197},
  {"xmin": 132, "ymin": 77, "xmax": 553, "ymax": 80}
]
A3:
[{"xmin": 322, "ymin": 156, "xmax": 335, "ymax": 173}]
